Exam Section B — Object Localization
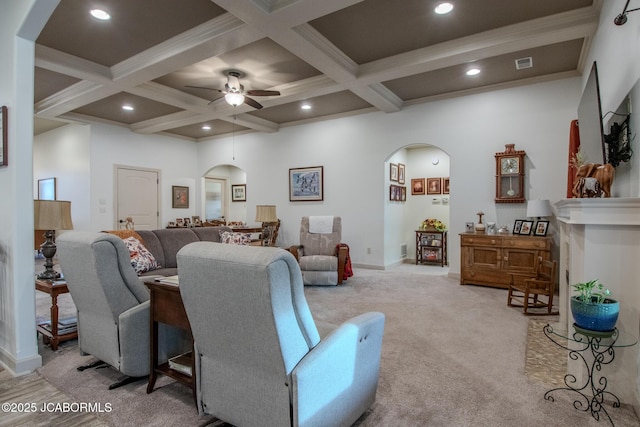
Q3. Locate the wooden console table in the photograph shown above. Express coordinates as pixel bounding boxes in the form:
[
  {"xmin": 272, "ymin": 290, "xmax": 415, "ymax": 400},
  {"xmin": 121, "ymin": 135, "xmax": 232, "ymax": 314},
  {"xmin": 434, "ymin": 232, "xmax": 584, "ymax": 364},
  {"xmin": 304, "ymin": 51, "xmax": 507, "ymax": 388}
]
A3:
[
  {"xmin": 144, "ymin": 280, "xmax": 196, "ymax": 407},
  {"xmin": 35, "ymin": 278, "xmax": 77, "ymax": 350},
  {"xmin": 459, "ymin": 232, "xmax": 551, "ymax": 289}
]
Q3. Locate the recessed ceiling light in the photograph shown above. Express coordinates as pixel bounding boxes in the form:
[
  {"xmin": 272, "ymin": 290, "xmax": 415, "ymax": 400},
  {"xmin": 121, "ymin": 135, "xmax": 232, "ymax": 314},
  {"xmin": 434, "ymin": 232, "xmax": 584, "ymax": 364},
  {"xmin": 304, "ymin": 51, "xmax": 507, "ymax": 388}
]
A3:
[
  {"xmin": 435, "ymin": 2, "xmax": 454, "ymax": 15},
  {"xmin": 90, "ymin": 9, "xmax": 111, "ymax": 20},
  {"xmin": 301, "ymin": 103, "xmax": 311, "ymax": 110},
  {"xmin": 466, "ymin": 68, "xmax": 481, "ymax": 76},
  {"xmin": 202, "ymin": 125, "xmax": 211, "ymax": 131},
  {"xmin": 122, "ymin": 105, "xmax": 134, "ymax": 111}
]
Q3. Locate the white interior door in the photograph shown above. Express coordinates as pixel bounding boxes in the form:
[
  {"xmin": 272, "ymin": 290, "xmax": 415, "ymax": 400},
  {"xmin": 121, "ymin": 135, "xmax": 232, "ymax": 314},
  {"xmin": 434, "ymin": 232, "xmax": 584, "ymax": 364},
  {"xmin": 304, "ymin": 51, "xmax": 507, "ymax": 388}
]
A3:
[{"xmin": 116, "ymin": 166, "xmax": 159, "ymax": 230}]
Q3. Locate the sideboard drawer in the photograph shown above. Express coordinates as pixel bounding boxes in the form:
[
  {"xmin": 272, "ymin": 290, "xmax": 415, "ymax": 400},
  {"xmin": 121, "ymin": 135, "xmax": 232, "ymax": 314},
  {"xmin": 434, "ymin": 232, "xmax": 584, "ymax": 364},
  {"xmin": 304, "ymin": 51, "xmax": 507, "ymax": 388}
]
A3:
[
  {"xmin": 460, "ymin": 235, "xmax": 502, "ymax": 247},
  {"xmin": 502, "ymin": 236, "xmax": 550, "ymax": 250}
]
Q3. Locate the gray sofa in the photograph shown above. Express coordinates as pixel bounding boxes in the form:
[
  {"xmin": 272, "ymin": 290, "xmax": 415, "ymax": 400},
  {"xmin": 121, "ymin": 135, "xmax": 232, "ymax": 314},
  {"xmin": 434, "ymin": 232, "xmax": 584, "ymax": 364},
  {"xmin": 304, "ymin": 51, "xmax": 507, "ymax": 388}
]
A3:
[{"xmin": 135, "ymin": 226, "xmax": 232, "ymax": 276}]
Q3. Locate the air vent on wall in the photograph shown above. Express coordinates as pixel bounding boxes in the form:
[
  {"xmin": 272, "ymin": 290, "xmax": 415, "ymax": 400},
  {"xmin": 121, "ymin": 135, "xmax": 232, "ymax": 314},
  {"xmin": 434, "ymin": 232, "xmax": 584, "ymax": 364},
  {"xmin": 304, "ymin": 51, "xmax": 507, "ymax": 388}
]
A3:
[
  {"xmin": 515, "ymin": 57, "xmax": 533, "ymax": 70},
  {"xmin": 400, "ymin": 243, "xmax": 407, "ymax": 259}
]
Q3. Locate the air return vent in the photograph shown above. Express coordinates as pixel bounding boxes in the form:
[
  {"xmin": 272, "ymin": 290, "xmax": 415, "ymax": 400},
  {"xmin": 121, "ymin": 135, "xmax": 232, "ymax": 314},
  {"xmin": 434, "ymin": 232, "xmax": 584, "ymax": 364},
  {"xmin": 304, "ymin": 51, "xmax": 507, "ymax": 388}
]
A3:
[
  {"xmin": 515, "ymin": 57, "xmax": 533, "ymax": 70},
  {"xmin": 400, "ymin": 243, "xmax": 407, "ymax": 259}
]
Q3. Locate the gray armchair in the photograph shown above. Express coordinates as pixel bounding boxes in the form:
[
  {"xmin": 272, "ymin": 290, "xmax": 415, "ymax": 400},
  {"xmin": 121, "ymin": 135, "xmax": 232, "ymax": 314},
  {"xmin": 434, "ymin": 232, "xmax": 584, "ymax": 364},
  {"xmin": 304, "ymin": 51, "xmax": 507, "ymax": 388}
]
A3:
[
  {"xmin": 177, "ymin": 242, "xmax": 385, "ymax": 427},
  {"xmin": 290, "ymin": 216, "xmax": 348, "ymax": 285},
  {"xmin": 57, "ymin": 232, "xmax": 186, "ymax": 389}
]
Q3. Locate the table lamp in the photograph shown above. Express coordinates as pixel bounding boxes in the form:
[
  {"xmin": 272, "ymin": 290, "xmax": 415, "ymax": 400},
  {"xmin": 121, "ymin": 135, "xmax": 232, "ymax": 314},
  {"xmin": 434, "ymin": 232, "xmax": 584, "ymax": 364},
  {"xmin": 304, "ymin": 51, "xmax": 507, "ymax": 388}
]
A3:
[
  {"xmin": 34, "ymin": 200, "xmax": 73, "ymax": 280},
  {"xmin": 526, "ymin": 199, "xmax": 552, "ymax": 220},
  {"xmin": 255, "ymin": 205, "xmax": 277, "ymax": 246}
]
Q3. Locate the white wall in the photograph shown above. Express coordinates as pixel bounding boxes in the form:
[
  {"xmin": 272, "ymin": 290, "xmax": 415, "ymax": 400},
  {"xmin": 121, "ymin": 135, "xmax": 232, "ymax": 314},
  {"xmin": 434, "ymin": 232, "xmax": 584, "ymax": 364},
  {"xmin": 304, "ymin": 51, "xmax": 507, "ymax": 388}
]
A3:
[
  {"xmin": 34, "ymin": 124, "xmax": 91, "ymax": 231},
  {"xmin": 90, "ymin": 123, "xmax": 198, "ymax": 231},
  {"xmin": 196, "ymin": 77, "xmax": 580, "ymax": 271}
]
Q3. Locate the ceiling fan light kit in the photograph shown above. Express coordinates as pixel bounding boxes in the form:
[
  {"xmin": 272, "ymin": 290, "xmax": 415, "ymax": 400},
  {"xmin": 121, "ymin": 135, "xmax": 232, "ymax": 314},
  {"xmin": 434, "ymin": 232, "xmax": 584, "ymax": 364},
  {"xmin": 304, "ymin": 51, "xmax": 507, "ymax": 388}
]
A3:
[
  {"xmin": 187, "ymin": 70, "xmax": 280, "ymax": 110},
  {"xmin": 224, "ymin": 93, "xmax": 245, "ymax": 107}
]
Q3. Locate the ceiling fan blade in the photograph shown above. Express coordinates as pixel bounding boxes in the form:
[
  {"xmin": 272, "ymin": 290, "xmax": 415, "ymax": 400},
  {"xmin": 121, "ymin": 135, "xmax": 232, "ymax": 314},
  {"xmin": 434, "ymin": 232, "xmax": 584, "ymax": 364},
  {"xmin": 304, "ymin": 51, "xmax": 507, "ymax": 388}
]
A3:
[
  {"xmin": 244, "ymin": 96, "xmax": 263, "ymax": 109},
  {"xmin": 246, "ymin": 90, "xmax": 280, "ymax": 97},
  {"xmin": 186, "ymin": 85, "xmax": 223, "ymax": 92}
]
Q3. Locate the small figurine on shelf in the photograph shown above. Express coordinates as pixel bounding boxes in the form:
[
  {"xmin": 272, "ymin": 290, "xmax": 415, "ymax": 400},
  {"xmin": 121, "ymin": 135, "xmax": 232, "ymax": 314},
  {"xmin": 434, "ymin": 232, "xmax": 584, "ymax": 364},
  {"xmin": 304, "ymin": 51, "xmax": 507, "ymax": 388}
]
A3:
[{"xmin": 475, "ymin": 211, "xmax": 486, "ymax": 233}]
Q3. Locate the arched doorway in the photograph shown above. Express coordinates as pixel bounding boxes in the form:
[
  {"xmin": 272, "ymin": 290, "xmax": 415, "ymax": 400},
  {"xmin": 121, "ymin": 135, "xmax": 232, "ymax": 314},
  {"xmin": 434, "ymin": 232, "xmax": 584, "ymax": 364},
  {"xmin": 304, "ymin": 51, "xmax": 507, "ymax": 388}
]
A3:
[
  {"xmin": 385, "ymin": 144, "xmax": 450, "ymax": 266},
  {"xmin": 203, "ymin": 164, "xmax": 246, "ymax": 223}
]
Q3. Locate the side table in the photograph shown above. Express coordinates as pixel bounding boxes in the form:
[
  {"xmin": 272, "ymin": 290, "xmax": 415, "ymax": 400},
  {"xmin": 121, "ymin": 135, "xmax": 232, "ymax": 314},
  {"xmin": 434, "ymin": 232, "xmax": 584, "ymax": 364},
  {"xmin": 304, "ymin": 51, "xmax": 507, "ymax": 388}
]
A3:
[
  {"xmin": 543, "ymin": 323, "xmax": 638, "ymax": 426},
  {"xmin": 144, "ymin": 280, "xmax": 196, "ymax": 407},
  {"xmin": 35, "ymin": 278, "xmax": 77, "ymax": 350}
]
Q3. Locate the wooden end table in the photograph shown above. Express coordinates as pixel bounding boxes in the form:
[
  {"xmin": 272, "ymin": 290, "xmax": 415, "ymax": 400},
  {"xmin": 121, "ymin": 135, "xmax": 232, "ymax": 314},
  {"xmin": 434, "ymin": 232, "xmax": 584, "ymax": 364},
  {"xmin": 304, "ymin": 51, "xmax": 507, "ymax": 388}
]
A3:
[
  {"xmin": 35, "ymin": 278, "xmax": 77, "ymax": 350},
  {"xmin": 144, "ymin": 280, "xmax": 196, "ymax": 407}
]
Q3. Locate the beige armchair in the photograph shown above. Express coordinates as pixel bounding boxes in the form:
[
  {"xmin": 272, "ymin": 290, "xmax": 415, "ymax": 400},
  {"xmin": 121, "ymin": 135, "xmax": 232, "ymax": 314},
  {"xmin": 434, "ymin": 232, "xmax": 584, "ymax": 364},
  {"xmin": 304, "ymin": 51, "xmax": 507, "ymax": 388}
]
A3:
[
  {"xmin": 289, "ymin": 216, "xmax": 347, "ymax": 286},
  {"xmin": 177, "ymin": 242, "xmax": 385, "ymax": 427}
]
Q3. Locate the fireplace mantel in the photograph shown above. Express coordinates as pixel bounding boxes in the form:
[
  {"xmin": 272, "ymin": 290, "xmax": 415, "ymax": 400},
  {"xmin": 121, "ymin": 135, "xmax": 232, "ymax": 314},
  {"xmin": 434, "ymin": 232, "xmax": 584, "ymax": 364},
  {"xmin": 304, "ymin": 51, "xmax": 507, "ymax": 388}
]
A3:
[
  {"xmin": 554, "ymin": 197, "xmax": 640, "ymax": 412},
  {"xmin": 555, "ymin": 197, "xmax": 640, "ymax": 225}
]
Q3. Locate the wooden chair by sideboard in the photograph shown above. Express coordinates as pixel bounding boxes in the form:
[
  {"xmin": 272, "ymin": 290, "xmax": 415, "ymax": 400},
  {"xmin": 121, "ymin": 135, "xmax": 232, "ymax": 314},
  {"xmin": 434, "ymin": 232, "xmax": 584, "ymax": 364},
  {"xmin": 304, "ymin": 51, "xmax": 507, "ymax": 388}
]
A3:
[{"xmin": 507, "ymin": 256, "xmax": 558, "ymax": 315}]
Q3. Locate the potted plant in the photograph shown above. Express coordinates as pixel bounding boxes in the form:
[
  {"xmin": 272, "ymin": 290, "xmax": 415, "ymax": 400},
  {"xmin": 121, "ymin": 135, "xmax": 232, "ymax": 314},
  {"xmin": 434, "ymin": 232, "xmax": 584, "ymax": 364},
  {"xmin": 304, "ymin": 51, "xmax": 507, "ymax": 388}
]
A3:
[{"xmin": 570, "ymin": 279, "xmax": 620, "ymax": 333}]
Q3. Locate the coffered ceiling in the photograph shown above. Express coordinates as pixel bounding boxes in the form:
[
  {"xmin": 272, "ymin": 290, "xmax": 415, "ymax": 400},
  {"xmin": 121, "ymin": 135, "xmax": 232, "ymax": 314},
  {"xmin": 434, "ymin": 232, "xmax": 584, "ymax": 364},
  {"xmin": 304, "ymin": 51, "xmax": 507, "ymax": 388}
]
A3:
[{"xmin": 34, "ymin": 0, "xmax": 599, "ymax": 140}]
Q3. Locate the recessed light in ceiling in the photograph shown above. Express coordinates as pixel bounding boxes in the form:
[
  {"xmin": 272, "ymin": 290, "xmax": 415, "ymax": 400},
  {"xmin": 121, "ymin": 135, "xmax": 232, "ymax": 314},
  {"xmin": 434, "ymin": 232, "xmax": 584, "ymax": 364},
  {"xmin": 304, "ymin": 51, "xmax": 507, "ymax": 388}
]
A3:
[
  {"xmin": 202, "ymin": 125, "xmax": 211, "ymax": 131},
  {"xmin": 466, "ymin": 68, "xmax": 481, "ymax": 76},
  {"xmin": 90, "ymin": 9, "xmax": 111, "ymax": 20},
  {"xmin": 435, "ymin": 2, "xmax": 454, "ymax": 15},
  {"xmin": 301, "ymin": 103, "xmax": 311, "ymax": 110},
  {"xmin": 122, "ymin": 105, "xmax": 134, "ymax": 111}
]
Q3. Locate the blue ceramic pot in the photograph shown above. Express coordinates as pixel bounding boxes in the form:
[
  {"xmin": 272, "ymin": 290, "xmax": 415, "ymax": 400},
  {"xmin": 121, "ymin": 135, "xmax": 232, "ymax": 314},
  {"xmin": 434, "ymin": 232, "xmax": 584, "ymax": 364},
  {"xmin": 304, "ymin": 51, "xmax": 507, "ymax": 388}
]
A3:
[{"xmin": 570, "ymin": 296, "xmax": 620, "ymax": 332}]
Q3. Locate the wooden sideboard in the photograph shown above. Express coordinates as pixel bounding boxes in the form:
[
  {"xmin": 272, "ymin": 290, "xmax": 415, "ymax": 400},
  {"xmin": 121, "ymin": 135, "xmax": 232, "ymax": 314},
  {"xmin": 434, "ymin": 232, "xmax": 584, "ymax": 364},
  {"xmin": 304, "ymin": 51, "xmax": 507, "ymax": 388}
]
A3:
[{"xmin": 459, "ymin": 232, "xmax": 551, "ymax": 289}]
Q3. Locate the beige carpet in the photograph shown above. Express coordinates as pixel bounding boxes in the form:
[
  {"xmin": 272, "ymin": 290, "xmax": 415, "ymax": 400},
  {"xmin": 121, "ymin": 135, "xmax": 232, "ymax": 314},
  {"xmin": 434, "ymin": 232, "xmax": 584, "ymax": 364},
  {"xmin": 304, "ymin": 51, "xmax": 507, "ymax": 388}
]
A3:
[{"xmin": 27, "ymin": 264, "xmax": 639, "ymax": 426}]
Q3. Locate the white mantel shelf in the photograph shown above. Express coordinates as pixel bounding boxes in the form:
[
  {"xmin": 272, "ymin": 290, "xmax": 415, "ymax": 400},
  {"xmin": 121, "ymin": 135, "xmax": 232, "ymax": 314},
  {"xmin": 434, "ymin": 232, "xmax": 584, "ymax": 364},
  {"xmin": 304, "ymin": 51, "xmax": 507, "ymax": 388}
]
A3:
[{"xmin": 555, "ymin": 197, "xmax": 640, "ymax": 226}]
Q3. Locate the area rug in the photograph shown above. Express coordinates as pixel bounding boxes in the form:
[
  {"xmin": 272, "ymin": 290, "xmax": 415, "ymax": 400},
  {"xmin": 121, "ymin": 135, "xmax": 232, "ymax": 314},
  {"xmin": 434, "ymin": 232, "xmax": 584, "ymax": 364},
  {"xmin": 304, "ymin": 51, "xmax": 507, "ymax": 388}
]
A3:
[{"xmin": 525, "ymin": 319, "xmax": 567, "ymax": 387}]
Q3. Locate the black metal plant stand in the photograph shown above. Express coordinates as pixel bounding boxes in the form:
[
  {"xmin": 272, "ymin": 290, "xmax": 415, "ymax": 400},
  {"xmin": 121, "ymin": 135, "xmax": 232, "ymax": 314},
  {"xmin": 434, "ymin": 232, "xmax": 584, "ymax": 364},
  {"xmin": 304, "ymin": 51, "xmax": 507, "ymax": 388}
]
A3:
[{"xmin": 543, "ymin": 324, "xmax": 621, "ymax": 426}]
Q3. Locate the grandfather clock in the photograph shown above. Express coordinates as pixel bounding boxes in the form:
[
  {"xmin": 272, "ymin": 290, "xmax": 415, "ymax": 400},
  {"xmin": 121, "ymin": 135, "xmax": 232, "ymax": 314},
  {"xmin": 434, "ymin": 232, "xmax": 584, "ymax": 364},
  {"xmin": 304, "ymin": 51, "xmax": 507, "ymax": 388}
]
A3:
[{"xmin": 495, "ymin": 144, "xmax": 526, "ymax": 203}]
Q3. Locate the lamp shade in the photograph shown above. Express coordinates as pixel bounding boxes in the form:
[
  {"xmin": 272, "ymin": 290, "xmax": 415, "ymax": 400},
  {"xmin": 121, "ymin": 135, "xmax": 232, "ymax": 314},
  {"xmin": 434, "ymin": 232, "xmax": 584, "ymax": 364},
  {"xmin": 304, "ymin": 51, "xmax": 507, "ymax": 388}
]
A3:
[
  {"xmin": 526, "ymin": 199, "xmax": 552, "ymax": 218},
  {"xmin": 255, "ymin": 205, "xmax": 277, "ymax": 223},
  {"xmin": 34, "ymin": 200, "xmax": 74, "ymax": 230}
]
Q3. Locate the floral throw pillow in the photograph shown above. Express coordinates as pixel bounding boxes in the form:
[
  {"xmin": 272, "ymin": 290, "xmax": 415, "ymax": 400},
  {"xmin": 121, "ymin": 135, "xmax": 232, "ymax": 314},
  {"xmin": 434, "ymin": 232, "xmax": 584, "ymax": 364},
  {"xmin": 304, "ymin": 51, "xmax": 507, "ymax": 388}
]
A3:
[
  {"xmin": 219, "ymin": 231, "xmax": 252, "ymax": 245},
  {"xmin": 122, "ymin": 236, "xmax": 161, "ymax": 274}
]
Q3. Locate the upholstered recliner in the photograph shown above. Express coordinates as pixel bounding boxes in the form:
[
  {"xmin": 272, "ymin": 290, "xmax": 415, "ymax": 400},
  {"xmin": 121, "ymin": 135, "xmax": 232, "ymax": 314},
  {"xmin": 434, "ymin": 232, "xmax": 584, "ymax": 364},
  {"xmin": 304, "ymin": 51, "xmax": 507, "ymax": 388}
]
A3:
[
  {"xmin": 177, "ymin": 242, "xmax": 385, "ymax": 427},
  {"xmin": 290, "ymin": 216, "xmax": 348, "ymax": 285},
  {"xmin": 57, "ymin": 232, "xmax": 187, "ymax": 389}
]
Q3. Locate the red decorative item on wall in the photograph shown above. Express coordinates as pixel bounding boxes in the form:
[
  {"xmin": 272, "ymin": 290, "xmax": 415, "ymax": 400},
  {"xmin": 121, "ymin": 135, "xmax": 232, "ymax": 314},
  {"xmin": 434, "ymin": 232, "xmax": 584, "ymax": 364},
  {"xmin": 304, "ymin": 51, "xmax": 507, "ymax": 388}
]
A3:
[{"xmin": 567, "ymin": 120, "xmax": 580, "ymax": 198}]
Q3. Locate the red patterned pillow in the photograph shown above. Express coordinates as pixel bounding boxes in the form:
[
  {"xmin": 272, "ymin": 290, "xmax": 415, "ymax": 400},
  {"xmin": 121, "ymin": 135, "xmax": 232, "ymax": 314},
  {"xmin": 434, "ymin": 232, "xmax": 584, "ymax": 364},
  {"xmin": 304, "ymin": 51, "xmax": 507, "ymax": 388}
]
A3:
[
  {"xmin": 219, "ymin": 231, "xmax": 252, "ymax": 245},
  {"xmin": 122, "ymin": 236, "xmax": 161, "ymax": 274}
]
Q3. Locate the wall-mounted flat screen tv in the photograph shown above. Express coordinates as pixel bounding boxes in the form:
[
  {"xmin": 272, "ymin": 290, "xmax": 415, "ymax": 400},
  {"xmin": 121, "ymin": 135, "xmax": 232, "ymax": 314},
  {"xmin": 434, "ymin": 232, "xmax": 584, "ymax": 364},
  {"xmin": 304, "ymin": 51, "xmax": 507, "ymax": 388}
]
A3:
[{"xmin": 577, "ymin": 62, "xmax": 606, "ymax": 165}]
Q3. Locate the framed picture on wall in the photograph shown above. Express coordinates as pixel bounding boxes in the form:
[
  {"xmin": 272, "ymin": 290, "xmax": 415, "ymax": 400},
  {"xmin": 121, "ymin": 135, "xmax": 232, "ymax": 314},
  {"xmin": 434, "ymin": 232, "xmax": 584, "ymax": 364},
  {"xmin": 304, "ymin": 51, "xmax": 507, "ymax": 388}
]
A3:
[
  {"xmin": 398, "ymin": 163, "xmax": 405, "ymax": 184},
  {"xmin": 289, "ymin": 166, "xmax": 323, "ymax": 201},
  {"xmin": 38, "ymin": 177, "xmax": 57, "ymax": 200},
  {"xmin": 231, "ymin": 184, "xmax": 246, "ymax": 202},
  {"xmin": 172, "ymin": 185, "xmax": 189, "ymax": 208},
  {"xmin": 442, "ymin": 177, "xmax": 450, "ymax": 194},
  {"xmin": 426, "ymin": 178, "xmax": 441, "ymax": 194},
  {"xmin": 390, "ymin": 163, "xmax": 398, "ymax": 182},
  {"xmin": 0, "ymin": 106, "xmax": 7, "ymax": 166},
  {"xmin": 411, "ymin": 178, "xmax": 425, "ymax": 195}
]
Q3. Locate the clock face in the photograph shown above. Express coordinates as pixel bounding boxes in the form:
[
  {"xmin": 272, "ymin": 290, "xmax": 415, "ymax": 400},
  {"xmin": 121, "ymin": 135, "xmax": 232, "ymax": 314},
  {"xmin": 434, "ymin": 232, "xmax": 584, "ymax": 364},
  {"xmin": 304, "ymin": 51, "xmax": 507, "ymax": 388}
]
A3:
[{"xmin": 501, "ymin": 157, "xmax": 519, "ymax": 174}]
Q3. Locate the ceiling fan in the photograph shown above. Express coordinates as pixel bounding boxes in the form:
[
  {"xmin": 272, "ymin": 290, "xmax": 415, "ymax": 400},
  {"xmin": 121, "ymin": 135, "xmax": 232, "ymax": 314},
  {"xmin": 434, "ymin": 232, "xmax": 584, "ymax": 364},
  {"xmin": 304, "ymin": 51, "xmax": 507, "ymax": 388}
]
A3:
[{"xmin": 187, "ymin": 70, "xmax": 280, "ymax": 109}]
